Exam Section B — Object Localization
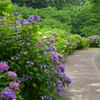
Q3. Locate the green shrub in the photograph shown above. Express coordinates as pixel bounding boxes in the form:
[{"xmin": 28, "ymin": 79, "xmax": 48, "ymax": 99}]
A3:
[{"xmin": 0, "ymin": 0, "xmax": 13, "ymax": 16}]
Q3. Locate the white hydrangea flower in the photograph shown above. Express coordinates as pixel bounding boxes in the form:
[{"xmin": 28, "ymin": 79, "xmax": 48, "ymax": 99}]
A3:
[
  {"xmin": 43, "ymin": 36, "xmax": 47, "ymax": 38},
  {"xmin": 38, "ymin": 32, "xmax": 42, "ymax": 34}
]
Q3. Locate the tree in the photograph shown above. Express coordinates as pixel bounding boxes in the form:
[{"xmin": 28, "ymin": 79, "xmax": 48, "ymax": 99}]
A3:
[
  {"xmin": 0, "ymin": 0, "xmax": 13, "ymax": 16},
  {"xmin": 11, "ymin": 0, "xmax": 67, "ymax": 10}
]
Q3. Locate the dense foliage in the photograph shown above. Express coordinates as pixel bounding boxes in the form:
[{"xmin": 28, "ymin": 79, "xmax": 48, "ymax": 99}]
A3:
[
  {"xmin": 0, "ymin": 12, "xmax": 73, "ymax": 100},
  {"xmin": 11, "ymin": 0, "xmax": 84, "ymax": 9},
  {"xmin": 0, "ymin": 0, "xmax": 13, "ymax": 16},
  {"xmin": 10, "ymin": 0, "xmax": 100, "ymax": 37}
]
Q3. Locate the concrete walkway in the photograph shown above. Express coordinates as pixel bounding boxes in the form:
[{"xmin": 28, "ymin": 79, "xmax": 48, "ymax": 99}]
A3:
[{"xmin": 62, "ymin": 48, "xmax": 100, "ymax": 100}]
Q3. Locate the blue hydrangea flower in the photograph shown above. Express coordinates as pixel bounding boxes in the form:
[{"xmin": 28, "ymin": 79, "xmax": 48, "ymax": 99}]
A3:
[
  {"xmin": 39, "ymin": 64, "xmax": 46, "ymax": 67},
  {"xmin": 0, "ymin": 16, "xmax": 5, "ymax": 19},
  {"xmin": 46, "ymin": 43, "xmax": 51, "ymax": 45},
  {"xmin": 41, "ymin": 94, "xmax": 50, "ymax": 99},
  {"xmin": 23, "ymin": 74, "xmax": 32, "ymax": 80},
  {"xmin": 45, "ymin": 49, "xmax": 52, "ymax": 52},
  {"xmin": 17, "ymin": 78, "xmax": 23, "ymax": 83},
  {"xmin": 12, "ymin": 12, "xmax": 20, "ymax": 16}
]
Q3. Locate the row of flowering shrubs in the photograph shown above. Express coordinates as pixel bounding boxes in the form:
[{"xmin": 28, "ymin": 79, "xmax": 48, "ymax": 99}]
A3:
[
  {"xmin": 0, "ymin": 13, "xmax": 72, "ymax": 100},
  {"xmin": 0, "ymin": 12, "xmax": 100, "ymax": 100}
]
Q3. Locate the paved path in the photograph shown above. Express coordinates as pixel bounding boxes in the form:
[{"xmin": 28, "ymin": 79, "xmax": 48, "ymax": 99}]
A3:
[{"xmin": 62, "ymin": 48, "xmax": 100, "ymax": 100}]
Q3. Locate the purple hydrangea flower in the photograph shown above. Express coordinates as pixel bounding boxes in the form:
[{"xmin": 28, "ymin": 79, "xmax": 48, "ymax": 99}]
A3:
[
  {"xmin": 7, "ymin": 71, "xmax": 17, "ymax": 78},
  {"xmin": 58, "ymin": 54, "xmax": 64, "ymax": 58},
  {"xmin": 1, "ymin": 23, "xmax": 6, "ymax": 25},
  {"xmin": 46, "ymin": 43, "xmax": 51, "ymax": 45},
  {"xmin": 0, "ymin": 62, "xmax": 9, "ymax": 72},
  {"xmin": 39, "ymin": 64, "xmax": 46, "ymax": 68},
  {"xmin": 92, "ymin": 36, "xmax": 97, "ymax": 41},
  {"xmin": 0, "ymin": 16, "xmax": 6, "ymax": 19},
  {"xmin": 65, "ymin": 77, "xmax": 72, "ymax": 84},
  {"xmin": 12, "ymin": 12, "xmax": 20, "ymax": 16},
  {"xmin": 28, "ymin": 15, "xmax": 41, "ymax": 23},
  {"xmin": 54, "ymin": 88, "xmax": 64, "ymax": 96},
  {"xmin": 59, "ymin": 73, "xmax": 65, "ymax": 78},
  {"xmin": 58, "ymin": 64, "xmax": 65, "ymax": 72},
  {"xmin": 11, "ymin": 56, "xmax": 20, "ymax": 60},
  {"xmin": 0, "ymin": 88, "xmax": 16, "ymax": 100},
  {"xmin": 49, "ymin": 38, "xmax": 55, "ymax": 42},
  {"xmin": 12, "ymin": 17, "xmax": 20, "ymax": 20},
  {"xmin": 54, "ymin": 32, "xmax": 57, "ymax": 34},
  {"xmin": 54, "ymin": 80, "xmax": 63, "ymax": 88},
  {"xmin": 71, "ymin": 43, "xmax": 74, "ymax": 46},
  {"xmin": 20, "ymin": 51, "xmax": 28, "ymax": 54},
  {"xmin": 16, "ymin": 19, "xmax": 29, "ymax": 25},
  {"xmin": 41, "ymin": 95, "xmax": 50, "ymax": 100},
  {"xmin": 11, "ymin": 27, "xmax": 18, "ymax": 31},
  {"xmin": 26, "ymin": 61, "xmax": 34, "ymax": 65},
  {"xmin": 22, "ymin": 41, "xmax": 30, "ymax": 45},
  {"xmin": 9, "ymin": 81, "xmax": 20, "ymax": 89},
  {"xmin": 49, "ymin": 52, "xmax": 59, "ymax": 62},
  {"xmin": 50, "ymin": 65, "xmax": 55, "ymax": 70}
]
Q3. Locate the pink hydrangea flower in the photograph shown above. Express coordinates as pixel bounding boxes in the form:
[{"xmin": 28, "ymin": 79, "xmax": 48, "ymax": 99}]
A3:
[
  {"xmin": 49, "ymin": 38, "xmax": 55, "ymax": 42},
  {"xmin": 9, "ymin": 81, "xmax": 20, "ymax": 89},
  {"xmin": 0, "ymin": 62, "xmax": 9, "ymax": 72},
  {"xmin": 7, "ymin": 71, "xmax": 17, "ymax": 78}
]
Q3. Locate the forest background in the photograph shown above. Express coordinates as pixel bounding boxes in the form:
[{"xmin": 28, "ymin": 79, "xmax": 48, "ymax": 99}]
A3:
[{"xmin": 0, "ymin": 0, "xmax": 100, "ymax": 37}]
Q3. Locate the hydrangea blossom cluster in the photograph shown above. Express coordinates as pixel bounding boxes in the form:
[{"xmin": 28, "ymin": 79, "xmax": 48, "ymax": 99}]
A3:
[
  {"xmin": 58, "ymin": 64, "xmax": 65, "ymax": 72},
  {"xmin": 28, "ymin": 15, "xmax": 41, "ymax": 23},
  {"xmin": 54, "ymin": 80, "xmax": 63, "ymax": 88},
  {"xmin": 20, "ymin": 51, "xmax": 28, "ymax": 54},
  {"xmin": 12, "ymin": 12, "xmax": 20, "ymax": 16},
  {"xmin": 9, "ymin": 81, "xmax": 20, "ymax": 89},
  {"xmin": 46, "ymin": 43, "xmax": 51, "ymax": 46},
  {"xmin": 23, "ymin": 74, "xmax": 32, "ymax": 80},
  {"xmin": 49, "ymin": 46, "xmax": 58, "ymax": 50},
  {"xmin": 0, "ymin": 62, "xmax": 9, "ymax": 72},
  {"xmin": 49, "ymin": 38, "xmax": 55, "ymax": 42},
  {"xmin": 11, "ymin": 27, "xmax": 18, "ymax": 31},
  {"xmin": 45, "ymin": 49, "xmax": 52, "ymax": 52},
  {"xmin": 0, "ymin": 16, "xmax": 6, "ymax": 19},
  {"xmin": 65, "ymin": 77, "xmax": 72, "ymax": 84},
  {"xmin": 7, "ymin": 71, "xmax": 17, "ymax": 78},
  {"xmin": 54, "ymin": 88, "xmax": 64, "ymax": 96},
  {"xmin": 11, "ymin": 56, "xmax": 20, "ymax": 60},
  {"xmin": 41, "ymin": 94, "xmax": 51, "ymax": 100},
  {"xmin": 26, "ymin": 61, "xmax": 34, "ymax": 65},
  {"xmin": 0, "ymin": 88, "xmax": 16, "ymax": 100},
  {"xmin": 16, "ymin": 19, "xmax": 29, "ymax": 25},
  {"xmin": 39, "ymin": 64, "xmax": 46, "ymax": 68},
  {"xmin": 22, "ymin": 41, "xmax": 30, "ymax": 45},
  {"xmin": 59, "ymin": 73, "xmax": 65, "ymax": 78},
  {"xmin": 92, "ymin": 36, "xmax": 97, "ymax": 41},
  {"xmin": 49, "ymin": 52, "xmax": 59, "ymax": 62}
]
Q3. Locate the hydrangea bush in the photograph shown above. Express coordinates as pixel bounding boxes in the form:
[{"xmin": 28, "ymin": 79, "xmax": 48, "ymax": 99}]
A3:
[
  {"xmin": 0, "ymin": 12, "xmax": 71, "ymax": 100},
  {"xmin": 88, "ymin": 35, "xmax": 100, "ymax": 47}
]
